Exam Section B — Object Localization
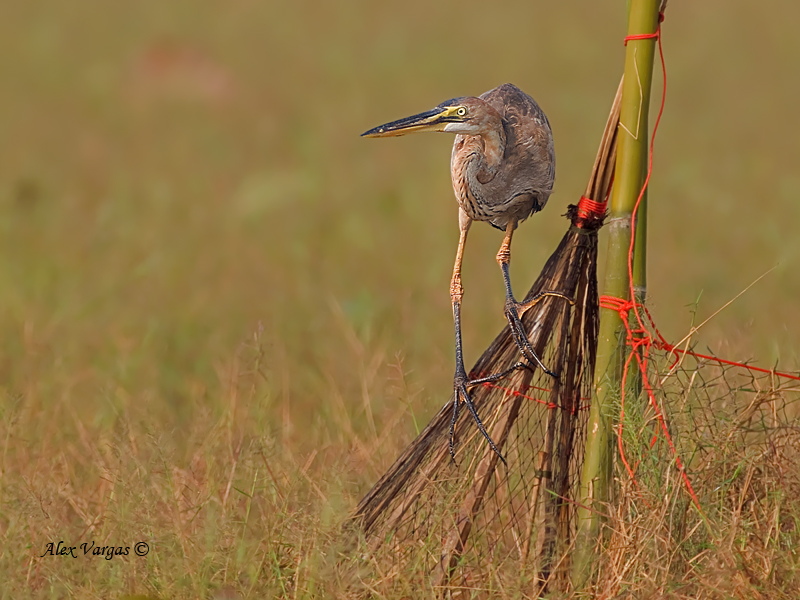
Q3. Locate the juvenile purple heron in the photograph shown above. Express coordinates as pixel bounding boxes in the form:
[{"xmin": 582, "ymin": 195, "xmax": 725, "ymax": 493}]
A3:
[{"xmin": 363, "ymin": 84, "xmax": 569, "ymax": 460}]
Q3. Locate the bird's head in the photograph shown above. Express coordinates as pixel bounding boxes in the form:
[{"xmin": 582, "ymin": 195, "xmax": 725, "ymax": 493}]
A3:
[{"xmin": 362, "ymin": 96, "xmax": 500, "ymax": 138}]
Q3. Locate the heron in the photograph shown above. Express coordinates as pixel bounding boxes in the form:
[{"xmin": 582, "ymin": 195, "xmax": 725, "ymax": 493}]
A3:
[{"xmin": 363, "ymin": 83, "xmax": 569, "ymax": 460}]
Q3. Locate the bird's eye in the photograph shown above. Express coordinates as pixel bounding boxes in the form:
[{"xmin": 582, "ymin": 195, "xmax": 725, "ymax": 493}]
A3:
[{"xmin": 456, "ymin": 107, "xmax": 467, "ymax": 117}]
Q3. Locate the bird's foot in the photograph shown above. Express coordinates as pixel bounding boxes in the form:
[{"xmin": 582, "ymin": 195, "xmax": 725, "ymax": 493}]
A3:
[
  {"xmin": 503, "ymin": 291, "xmax": 574, "ymax": 379},
  {"xmin": 449, "ymin": 368, "xmax": 507, "ymax": 465}
]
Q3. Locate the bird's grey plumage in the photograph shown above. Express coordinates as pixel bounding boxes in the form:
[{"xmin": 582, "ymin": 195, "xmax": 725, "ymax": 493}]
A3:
[
  {"xmin": 361, "ymin": 83, "xmax": 561, "ymax": 462},
  {"xmin": 451, "ymin": 83, "xmax": 554, "ymax": 230}
]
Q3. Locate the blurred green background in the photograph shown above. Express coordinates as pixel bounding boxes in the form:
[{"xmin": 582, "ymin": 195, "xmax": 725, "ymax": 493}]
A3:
[{"xmin": 1, "ymin": 0, "xmax": 799, "ymax": 441}]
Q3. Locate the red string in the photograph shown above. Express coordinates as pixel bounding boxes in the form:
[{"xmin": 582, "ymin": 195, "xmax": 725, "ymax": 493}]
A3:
[
  {"xmin": 623, "ymin": 12, "xmax": 664, "ymax": 46},
  {"xmin": 576, "ymin": 196, "xmax": 608, "ymax": 222},
  {"xmin": 468, "ymin": 372, "xmax": 591, "ymax": 414},
  {"xmin": 603, "ymin": 9, "xmax": 799, "ymax": 514},
  {"xmin": 609, "ymin": 13, "xmax": 706, "ymax": 513},
  {"xmin": 600, "ymin": 296, "xmax": 800, "ymax": 383},
  {"xmin": 623, "ymin": 32, "xmax": 659, "ymax": 45},
  {"xmin": 482, "ymin": 383, "xmax": 559, "ymax": 410},
  {"xmin": 600, "ymin": 294, "xmax": 703, "ymax": 511}
]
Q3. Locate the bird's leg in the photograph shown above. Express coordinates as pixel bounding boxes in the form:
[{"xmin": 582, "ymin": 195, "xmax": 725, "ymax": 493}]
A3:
[
  {"xmin": 497, "ymin": 221, "xmax": 573, "ymax": 378},
  {"xmin": 449, "ymin": 212, "xmax": 507, "ymax": 464}
]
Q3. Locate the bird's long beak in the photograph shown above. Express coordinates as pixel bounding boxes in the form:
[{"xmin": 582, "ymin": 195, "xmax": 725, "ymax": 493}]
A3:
[{"xmin": 361, "ymin": 106, "xmax": 457, "ymax": 138}]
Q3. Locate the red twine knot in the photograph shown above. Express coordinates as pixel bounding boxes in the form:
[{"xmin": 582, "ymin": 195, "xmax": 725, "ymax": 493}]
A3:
[
  {"xmin": 599, "ymin": 295, "xmax": 652, "ymax": 352},
  {"xmin": 577, "ymin": 196, "xmax": 607, "ymax": 219},
  {"xmin": 623, "ymin": 13, "xmax": 664, "ymax": 46},
  {"xmin": 575, "ymin": 196, "xmax": 608, "ymax": 228},
  {"xmin": 599, "ymin": 295, "xmax": 633, "ymax": 315}
]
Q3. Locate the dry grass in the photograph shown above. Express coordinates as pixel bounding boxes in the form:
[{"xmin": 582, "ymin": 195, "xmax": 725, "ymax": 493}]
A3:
[
  {"xmin": 4, "ymin": 321, "xmax": 800, "ymax": 598},
  {"xmin": 3, "ymin": 330, "xmax": 379, "ymax": 598},
  {"xmin": 586, "ymin": 358, "xmax": 800, "ymax": 600}
]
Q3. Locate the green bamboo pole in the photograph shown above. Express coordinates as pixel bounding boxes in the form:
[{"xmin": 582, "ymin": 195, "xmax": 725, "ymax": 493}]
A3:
[{"xmin": 572, "ymin": 0, "xmax": 660, "ymax": 586}]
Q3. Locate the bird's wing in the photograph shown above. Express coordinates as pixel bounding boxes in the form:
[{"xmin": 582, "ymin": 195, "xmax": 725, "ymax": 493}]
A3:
[{"xmin": 481, "ymin": 84, "xmax": 555, "ymax": 201}]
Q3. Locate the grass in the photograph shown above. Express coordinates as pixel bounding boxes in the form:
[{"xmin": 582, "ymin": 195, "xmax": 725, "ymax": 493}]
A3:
[{"xmin": 1, "ymin": 0, "xmax": 800, "ymax": 597}]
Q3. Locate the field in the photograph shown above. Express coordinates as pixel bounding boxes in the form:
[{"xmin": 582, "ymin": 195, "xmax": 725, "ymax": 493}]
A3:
[{"xmin": 2, "ymin": 1, "xmax": 800, "ymax": 597}]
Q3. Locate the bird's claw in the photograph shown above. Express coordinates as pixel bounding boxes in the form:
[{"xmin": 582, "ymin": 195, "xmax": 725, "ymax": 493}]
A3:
[
  {"xmin": 500, "ymin": 290, "xmax": 574, "ymax": 378},
  {"xmin": 449, "ymin": 369, "xmax": 507, "ymax": 465},
  {"xmin": 503, "ymin": 298, "xmax": 559, "ymax": 379}
]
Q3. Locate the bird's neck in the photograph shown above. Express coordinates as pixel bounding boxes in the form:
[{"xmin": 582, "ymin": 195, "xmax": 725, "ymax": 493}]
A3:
[{"xmin": 478, "ymin": 123, "xmax": 506, "ymax": 171}]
